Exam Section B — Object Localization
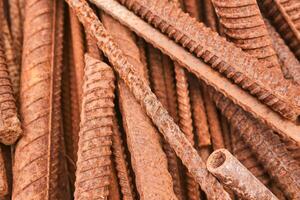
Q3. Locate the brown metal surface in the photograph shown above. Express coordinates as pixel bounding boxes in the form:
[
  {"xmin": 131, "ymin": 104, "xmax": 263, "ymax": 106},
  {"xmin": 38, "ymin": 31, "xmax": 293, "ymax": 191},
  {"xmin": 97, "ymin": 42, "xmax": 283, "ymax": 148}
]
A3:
[
  {"xmin": 260, "ymin": 0, "xmax": 300, "ymax": 61},
  {"xmin": 211, "ymin": 88, "xmax": 300, "ymax": 199},
  {"xmin": 0, "ymin": 147, "xmax": 8, "ymax": 197},
  {"xmin": 13, "ymin": 0, "xmax": 63, "ymax": 199},
  {"xmin": 231, "ymin": 129, "xmax": 270, "ymax": 186},
  {"xmin": 266, "ymin": 19, "xmax": 300, "ymax": 84},
  {"xmin": 101, "ymin": 13, "xmax": 178, "ymax": 200},
  {"xmin": 66, "ymin": 0, "xmax": 231, "ymax": 199},
  {"xmin": 212, "ymin": 0, "xmax": 280, "ymax": 69},
  {"xmin": 0, "ymin": 33, "xmax": 22, "ymax": 145},
  {"xmin": 74, "ymin": 55, "xmax": 115, "ymax": 199},
  {"xmin": 91, "ymin": 0, "xmax": 300, "ymax": 144},
  {"xmin": 207, "ymin": 149, "xmax": 279, "ymax": 200},
  {"xmin": 111, "ymin": 117, "xmax": 136, "ymax": 200},
  {"xmin": 112, "ymin": 0, "xmax": 300, "ymax": 122},
  {"xmin": 0, "ymin": 1, "xmax": 21, "ymax": 98},
  {"xmin": 147, "ymin": 44, "xmax": 185, "ymax": 200}
]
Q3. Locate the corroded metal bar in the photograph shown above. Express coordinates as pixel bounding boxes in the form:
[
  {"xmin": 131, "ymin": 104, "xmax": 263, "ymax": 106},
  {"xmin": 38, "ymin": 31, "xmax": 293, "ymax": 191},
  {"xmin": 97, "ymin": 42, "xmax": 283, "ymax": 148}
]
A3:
[
  {"xmin": 207, "ymin": 149, "xmax": 279, "ymax": 200},
  {"xmin": 65, "ymin": 0, "xmax": 231, "ymax": 199},
  {"xmin": 90, "ymin": 0, "xmax": 300, "ymax": 144}
]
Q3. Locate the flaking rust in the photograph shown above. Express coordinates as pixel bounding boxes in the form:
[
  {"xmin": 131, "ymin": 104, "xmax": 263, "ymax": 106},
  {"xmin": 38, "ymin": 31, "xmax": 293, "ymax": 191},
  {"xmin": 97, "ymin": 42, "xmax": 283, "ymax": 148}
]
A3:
[
  {"xmin": 147, "ymin": 44, "xmax": 185, "ymax": 200},
  {"xmin": 65, "ymin": 0, "xmax": 231, "ymax": 199},
  {"xmin": 207, "ymin": 149, "xmax": 278, "ymax": 200},
  {"xmin": 231, "ymin": 129, "xmax": 270, "ymax": 186},
  {"xmin": 174, "ymin": 58, "xmax": 200, "ymax": 200},
  {"xmin": 161, "ymin": 56, "xmax": 185, "ymax": 200},
  {"xmin": 112, "ymin": 0, "xmax": 300, "ymax": 121},
  {"xmin": 74, "ymin": 54, "xmax": 115, "ymax": 200},
  {"xmin": 212, "ymin": 0, "xmax": 280, "ymax": 69},
  {"xmin": 210, "ymin": 87, "xmax": 300, "ymax": 199},
  {"xmin": 90, "ymin": 0, "xmax": 300, "ymax": 144},
  {"xmin": 101, "ymin": 13, "xmax": 178, "ymax": 200},
  {"xmin": 265, "ymin": 19, "xmax": 300, "ymax": 84},
  {"xmin": 260, "ymin": 0, "xmax": 300, "ymax": 60},
  {"xmin": 0, "ymin": 33, "xmax": 22, "ymax": 145},
  {"xmin": 13, "ymin": 0, "xmax": 63, "ymax": 199}
]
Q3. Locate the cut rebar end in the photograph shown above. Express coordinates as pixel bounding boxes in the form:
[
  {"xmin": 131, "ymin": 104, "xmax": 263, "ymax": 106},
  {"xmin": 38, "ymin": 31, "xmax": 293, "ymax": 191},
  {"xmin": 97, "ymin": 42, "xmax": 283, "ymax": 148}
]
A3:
[{"xmin": 207, "ymin": 149, "xmax": 226, "ymax": 170}]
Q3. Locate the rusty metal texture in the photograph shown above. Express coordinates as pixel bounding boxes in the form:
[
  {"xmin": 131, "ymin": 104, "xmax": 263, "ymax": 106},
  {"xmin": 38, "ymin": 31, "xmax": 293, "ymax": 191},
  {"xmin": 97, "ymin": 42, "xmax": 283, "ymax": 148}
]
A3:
[
  {"xmin": 13, "ymin": 0, "xmax": 64, "ymax": 199},
  {"xmin": 183, "ymin": 0, "xmax": 201, "ymax": 20},
  {"xmin": 74, "ymin": 54, "xmax": 115, "ymax": 200},
  {"xmin": 212, "ymin": 0, "xmax": 281, "ymax": 69},
  {"xmin": 109, "ymin": 162, "xmax": 121, "ymax": 200},
  {"xmin": 8, "ymin": 0, "xmax": 23, "ymax": 70},
  {"xmin": 162, "ymin": 56, "xmax": 179, "ymax": 124},
  {"xmin": 0, "ymin": 147, "xmax": 8, "ymax": 197},
  {"xmin": 174, "ymin": 64, "xmax": 200, "ymax": 200},
  {"xmin": 265, "ymin": 19, "xmax": 300, "ymax": 84},
  {"xmin": 162, "ymin": 57, "xmax": 185, "ymax": 200},
  {"xmin": 207, "ymin": 149, "xmax": 279, "ymax": 200},
  {"xmin": 61, "ymin": 11, "xmax": 77, "ymax": 195},
  {"xmin": 147, "ymin": 45, "xmax": 185, "ymax": 200},
  {"xmin": 101, "ymin": 12, "xmax": 178, "ymax": 200},
  {"xmin": 112, "ymin": 0, "xmax": 300, "ymax": 122},
  {"xmin": 69, "ymin": 7, "xmax": 85, "ymax": 108},
  {"xmin": 189, "ymin": 76, "xmax": 211, "ymax": 147},
  {"xmin": 0, "ymin": 35, "xmax": 22, "ymax": 145},
  {"xmin": 231, "ymin": 128, "xmax": 270, "ymax": 186},
  {"xmin": 85, "ymin": 33, "xmax": 102, "ymax": 60},
  {"xmin": 202, "ymin": 84, "xmax": 225, "ymax": 150},
  {"xmin": 220, "ymin": 116, "xmax": 232, "ymax": 152},
  {"xmin": 112, "ymin": 117, "xmax": 136, "ymax": 200},
  {"xmin": 210, "ymin": 88, "xmax": 300, "ymax": 199},
  {"xmin": 204, "ymin": 0, "xmax": 218, "ymax": 31},
  {"xmin": 66, "ymin": 0, "xmax": 231, "ymax": 198},
  {"xmin": 90, "ymin": 0, "xmax": 300, "ymax": 144},
  {"xmin": 0, "ymin": 1, "xmax": 21, "ymax": 98},
  {"xmin": 136, "ymin": 38, "xmax": 150, "ymax": 85},
  {"xmin": 148, "ymin": 45, "xmax": 169, "ymax": 109},
  {"xmin": 260, "ymin": 0, "xmax": 300, "ymax": 61}
]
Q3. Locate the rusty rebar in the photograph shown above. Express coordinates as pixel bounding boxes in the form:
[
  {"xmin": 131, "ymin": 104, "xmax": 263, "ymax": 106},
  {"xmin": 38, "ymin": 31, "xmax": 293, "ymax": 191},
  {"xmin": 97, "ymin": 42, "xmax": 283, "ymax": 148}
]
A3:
[
  {"xmin": 147, "ymin": 44, "xmax": 185, "ymax": 200},
  {"xmin": 231, "ymin": 128, "xmax": 270, "ymax": 186},
  {"xmin": 112, "ymin": 0, "xmax": 300, "ymax": 122},
  {"xmin": 202, "ymin": 85, "xmax": 225, "ymax": 150},
  {"xmin": 101, "ymin": 12, "xmax": 178, "ymax": 200},
  {"xmin": 69, "ymin": 7, "xmax": 85, "ymax": 107},
  {"xmin": 212, "ymin": 0, "xmax": 281, "ymax": 69},
  {"xmin": 13, "ymin": 0, "xmax": 63, "ymax": 199},
  {"xmin": 91, "ymin": 0, "xmax": 300, "ymax": 144},
  {"xmin": 189, "ymin": 76, "xmax": 211, "ymax": 149},
  {"xmin": 74, "ymin": 54, "xmax": 115, "ymax": 199},
  {"xmin": 66, "ymin": 1, "xmax": 231, "ymax": 199},
  {"xmin": 207, "ymin": 149, "xmax": 279, "ymax": 200},
  {"xmin": 0, "ymin": 32, "xmax": 22, "ymax": 145},
  {"xmin": 260, "ymin": 0, "xmax": 300, "ymax": 60},
  {"xmin": 210, "ymin": 88, "xmax": 300, "ymax": 199},
  {"xmin": 8, "ymin": 0, "xmax": 23, "ymax": 71},
  {"xmin": 111, "ymin": 117, "xmax": 136, "ymax": 200},
  {"xmin": 162, "ymin": 56, "xmax": 185, "ymax": 200},
  {"xmin": 265, "ymin": 19, "xmax": 300, "ymax": 84},
  {"xmin": 0, "ymin": 1, "xmax": 21, "ymax": 98}
]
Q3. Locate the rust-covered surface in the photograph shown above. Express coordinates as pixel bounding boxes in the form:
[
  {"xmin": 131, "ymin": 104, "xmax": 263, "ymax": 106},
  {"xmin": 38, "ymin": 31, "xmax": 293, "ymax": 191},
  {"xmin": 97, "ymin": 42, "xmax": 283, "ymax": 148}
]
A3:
[
  {"xmin": 207, "ymin": 149, "xmax": 279, "ymax": 200},
  {"xmin": 74, "ymin": 55, "xmax": 115, "ymax": 199},
  {"xmin": 13, "ymin": 0, "xmax": 64, "ymax": 199},
  {"xmin": 66, "ymin": 0, "xmax": 231, "ymax": 199}
]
